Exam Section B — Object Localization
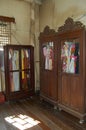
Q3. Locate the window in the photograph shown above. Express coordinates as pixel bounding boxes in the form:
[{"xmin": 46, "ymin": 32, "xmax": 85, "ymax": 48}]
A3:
[
  {"xmin": 0, "ymin": 21, "xmax": 11, "ymax": 46},
  {"xmin": 0, "ymin": 16, "xmax": 15, "ymax": 48},
  {"xmin": 0, "ymin": 16, "xmax": 15, "ymax": 92}
]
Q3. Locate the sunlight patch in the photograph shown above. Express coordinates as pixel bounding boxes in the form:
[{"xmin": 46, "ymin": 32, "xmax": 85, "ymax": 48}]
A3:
[{"xmin": 5, "ymin": 114, "xmax": 40, "ymax": 130}]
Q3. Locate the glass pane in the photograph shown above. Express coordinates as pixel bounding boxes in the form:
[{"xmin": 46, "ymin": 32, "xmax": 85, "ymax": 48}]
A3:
[
  {"xmin": 61, "ymin": 39, "xmax": 79, "ymax": 74},
  {"xmin": 9, "ymin": 49, "xmax": 19, "ymax": 70},
  {"xmin": 0, "ymin": 48, "xmax": 4, "ymax": 71},
  {"xmin": 0, "ymin": 49, "xmax": 5, "ymax": 92},
  {"xmin": 21, "ymin": 70, "xmax": 30, "ymax": 90},
  {"xmin": 42, "ymin": 42, "xmax": 54, "ymax": 70},
  {"xmin": 1, "ymin": 71, "xmax": 5, "ymax": 91},
  {"xmin": 0, "ymin": 21, "xmax": 11, "ymax": 45},
  {"xmin": 9, "ymin": 72, "xmax": 20, "ymax": 92},
  {"xmin": 21, "ymin": 49, "xmax": 30, "ymax": 70}
]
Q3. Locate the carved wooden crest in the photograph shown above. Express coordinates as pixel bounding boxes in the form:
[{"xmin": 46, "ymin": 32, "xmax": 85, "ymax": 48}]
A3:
[
  {"xmin": 40, "ymin": 25, "xmax": 56, "ymax": 36},
  {"xmin": 58, "ymin": 17, "xmax": 85, "ymax": 33}
]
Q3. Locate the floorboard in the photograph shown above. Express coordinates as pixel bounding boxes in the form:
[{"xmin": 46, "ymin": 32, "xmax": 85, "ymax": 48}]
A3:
[{"xmin": 0, "ymin": 95, "xmax": 86, "ymax": 130}]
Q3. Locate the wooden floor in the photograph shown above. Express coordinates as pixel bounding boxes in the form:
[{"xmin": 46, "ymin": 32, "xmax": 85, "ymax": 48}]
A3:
[{"xmin": 0, "ymin": 95, "xmax": 86, "ymax": 130}]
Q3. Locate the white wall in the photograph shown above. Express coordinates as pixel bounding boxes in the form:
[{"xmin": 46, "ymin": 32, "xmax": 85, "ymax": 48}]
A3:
[
  {"xmin": 0, "ymin": 0, "xmax": 40, "ymax": 91},
  {"xmin": 40, "ymin": 0, "xmax": 86, "ymax": 31},
  {"xmin": 0, "ymin": 0, "xmax": 31, "ymax": 45}
]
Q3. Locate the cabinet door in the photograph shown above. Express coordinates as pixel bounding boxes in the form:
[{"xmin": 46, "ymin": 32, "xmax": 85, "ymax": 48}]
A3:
[
  {"xmin": 21, "ymin": 49, "xmax": 31, "ymax": 90},
  {"xmin": 0, "ymin": 49, "xmax": 5, "ymax": 92},
  {"xmin": 40, "ymin": 41, "xmax": 57, "ymax": 99},
  {"xmin": 8, "ymin": 48, "xmax": 20, "ymax": 92},
  {"xmin": 60, "ymin": 37, "xmax": 81, "ymax": 108}
]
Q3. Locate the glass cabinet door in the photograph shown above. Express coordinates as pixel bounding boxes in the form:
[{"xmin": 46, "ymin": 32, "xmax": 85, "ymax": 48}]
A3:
[
  {"xmin": 21, "ymin": 49, "xmax": 31, "ymax": 90},
  {"xmin": 42, "ymin": 42, "xmax": 54, "ymax": 70},
  {"xmin": 61, "ymin": 38, "xmax": 79, "ymax": 74},
  {"xmin": 8, "ymin": 49, "xmax": 20, "ymax": 92},
  {"xmin": 0, "ymin": 49, "xmax": 5, "ymax": 92}
]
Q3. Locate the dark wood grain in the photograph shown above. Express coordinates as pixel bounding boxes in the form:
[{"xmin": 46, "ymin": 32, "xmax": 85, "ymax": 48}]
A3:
[
  {"xmin": 0, "ymin": 96, "xmax": 86, "ymax": 130},
  {"xmin": 58, "ymin": 18, "xmax": 86, "ymax": 122},
  {"xmin": 39, "ymin": 26, "xmax": 58, "ymax": 107}
]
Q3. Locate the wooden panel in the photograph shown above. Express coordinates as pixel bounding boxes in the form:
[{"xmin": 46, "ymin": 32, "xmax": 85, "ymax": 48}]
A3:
[
  {"xmin": 40, "ymin": 71, "xmax": 49, "ymax": 96},
  {"xmin": 62, "ymin": 75, "xmax": 70, "ymax": 106},
  {"xmin": 70, "ymin": 76, "xmax": 84, "ymax": 112},
  {"xmin": 48, "ymin": 72, "xmax": 57, "ymax": 100},
  {"xmin": 39, "ymin": 26, "xmax": 58, "ymax": 105}
]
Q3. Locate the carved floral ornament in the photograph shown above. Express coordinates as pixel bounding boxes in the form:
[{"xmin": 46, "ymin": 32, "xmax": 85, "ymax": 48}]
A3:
[
  {"xmin": 57, "ymin": 17, "xmax": 85, "ymax": 33},
  {"xmin": 39, "ymin": 17, "xmax": 85, "ymax": 37},
  {"xmin": 40, "ymin": 25, "xmax": 56, "ymax": 36}
]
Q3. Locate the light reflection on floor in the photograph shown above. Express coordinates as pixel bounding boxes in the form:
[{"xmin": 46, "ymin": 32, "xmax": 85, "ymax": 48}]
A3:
[{"xmin": 5, "ymin": 114, "xmax": 40, "ymax": 130}]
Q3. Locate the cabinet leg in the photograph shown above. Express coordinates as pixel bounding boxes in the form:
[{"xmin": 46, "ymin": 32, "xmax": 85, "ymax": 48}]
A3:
[{"xmin": 79, "ymin": 119, "xmax": 84, "ymax": 124}]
